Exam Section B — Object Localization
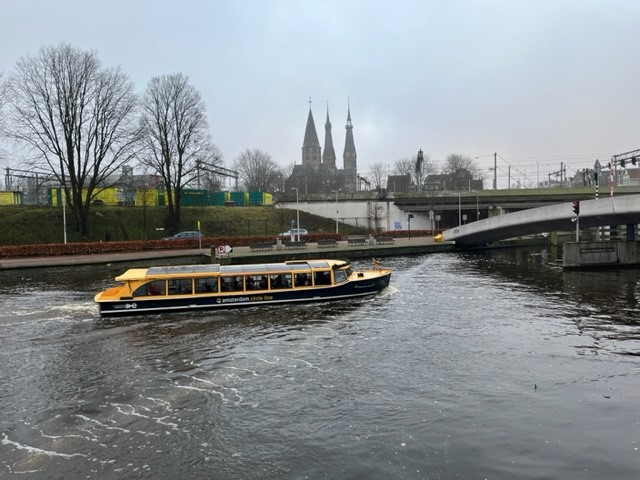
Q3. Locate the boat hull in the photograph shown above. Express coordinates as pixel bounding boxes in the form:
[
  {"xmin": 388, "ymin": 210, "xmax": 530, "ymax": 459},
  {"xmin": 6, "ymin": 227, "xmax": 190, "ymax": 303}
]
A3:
[{"xmin": 97, "ymin": 271, "xmax": 391, "ymax": 317}]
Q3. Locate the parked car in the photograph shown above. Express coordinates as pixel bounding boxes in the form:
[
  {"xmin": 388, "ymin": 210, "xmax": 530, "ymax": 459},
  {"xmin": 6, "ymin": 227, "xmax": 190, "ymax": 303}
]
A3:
[
  {"xmin": 163, "ymin": 231, "xmax": 203, "ymax": 240},
  {"xmin": 278, "ymin": 228, "xmax": 308, "ymax": 237}
]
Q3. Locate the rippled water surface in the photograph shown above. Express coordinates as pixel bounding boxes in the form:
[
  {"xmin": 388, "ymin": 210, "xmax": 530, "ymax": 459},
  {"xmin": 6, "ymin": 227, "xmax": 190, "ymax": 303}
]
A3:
[{"xmin": 1, "ymin": 250, "xmax": 639, "ymax": 479}]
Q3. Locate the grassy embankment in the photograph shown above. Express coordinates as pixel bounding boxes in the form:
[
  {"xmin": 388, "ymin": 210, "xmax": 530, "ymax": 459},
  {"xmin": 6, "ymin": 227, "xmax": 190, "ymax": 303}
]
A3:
[{"xmin": 0, "ymin": 205, "xmax": 370, "ymax": 245}]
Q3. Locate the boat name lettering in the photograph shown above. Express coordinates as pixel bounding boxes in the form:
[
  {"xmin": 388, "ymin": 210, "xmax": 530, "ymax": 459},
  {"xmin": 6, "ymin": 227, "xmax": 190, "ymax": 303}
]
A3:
[
  {"xmin": 217, "ymin": 295, "xmax": 275, "ymax": 304},
  {"xmin": 250, "ymin": 295, "xmax": 274, "ymax": 301},
  {"xmin": 218, "ymin": 296, "xmax": 251, "ymax": 304},
  {"xmin": 354, "ymin": 283, "xmax": 374, "ymax": 289}
]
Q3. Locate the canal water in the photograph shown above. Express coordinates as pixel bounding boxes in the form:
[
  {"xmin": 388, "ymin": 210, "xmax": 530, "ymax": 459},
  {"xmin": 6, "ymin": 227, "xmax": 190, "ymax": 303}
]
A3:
[{"xmin": 0, "ymin": 248, "xmax": 639, "ymax": 479}]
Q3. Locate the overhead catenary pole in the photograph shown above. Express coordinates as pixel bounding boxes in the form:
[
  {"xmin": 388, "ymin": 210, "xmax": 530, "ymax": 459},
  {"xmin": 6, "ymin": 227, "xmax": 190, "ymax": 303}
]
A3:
[
  {"xmin": 610, "ymin": 158, "xmax": 614, "ymax": 197},
  {"xmin": 594, "ymin": 159, "xmax": 601, "ymax": 200},
  {"xmin": 416, "ymin": 149, "xmax": 424, "ymax": 193}
]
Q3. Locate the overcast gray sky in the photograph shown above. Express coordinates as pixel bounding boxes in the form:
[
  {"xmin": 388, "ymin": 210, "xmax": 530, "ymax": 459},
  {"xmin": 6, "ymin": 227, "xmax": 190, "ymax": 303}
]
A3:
[{"xmin": 1, "ymin": 0, "xmax": 638, "ymax": 188}]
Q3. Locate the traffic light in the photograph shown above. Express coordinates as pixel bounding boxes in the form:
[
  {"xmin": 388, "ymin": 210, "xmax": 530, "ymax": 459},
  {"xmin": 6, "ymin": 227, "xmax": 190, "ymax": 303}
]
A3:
[{"xmin": 572, "ymin": 200, "xmax": 580, "ymax": 216}]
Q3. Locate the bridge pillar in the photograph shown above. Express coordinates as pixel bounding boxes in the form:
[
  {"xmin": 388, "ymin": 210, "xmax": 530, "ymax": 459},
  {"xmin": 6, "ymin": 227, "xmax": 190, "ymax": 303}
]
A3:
[
  {"xmin": 626, "ymin": 224, "xmax": 636, "ymax": 241},
  {"xmin": 564, "ymin": 240, "xmax": 640, "ymax": 268}
]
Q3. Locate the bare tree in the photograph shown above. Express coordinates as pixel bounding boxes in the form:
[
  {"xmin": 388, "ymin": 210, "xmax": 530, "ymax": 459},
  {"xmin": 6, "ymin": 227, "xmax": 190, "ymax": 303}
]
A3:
[
  {"xmin": 369, "ymin": 162, "xmax": 389, "ymax": 192},
  {"xmin": 140, "ymin": 73, "xmax": 222, "ymax": 233},
  {"xmin": 443, "ymin": 153, "xmax": 480, "ymax": 176},
  {"xmin": 0, "ymin": 73, "xmax": 7, "ymax": 132},
  {"xmin": 394, "ymin": 153, "xmax": 435, "ymax": 190},
  {"xmin": 442, "ymin": 153, "xmax": 482, "ymax": 190},
  {"xmin": 367, "ymin": 200, "xmax": 385, "ymax": 232},
  {"xmin": 0, "ymin": 73, "xmax": 8, "ymax": 164},
  {"xmin": 6, "ymin": 44, "xmax": 139, "ymax": 234},
  {"xmin": 233, "ymin": 148, "xmax": 283, "ymax": 192}
]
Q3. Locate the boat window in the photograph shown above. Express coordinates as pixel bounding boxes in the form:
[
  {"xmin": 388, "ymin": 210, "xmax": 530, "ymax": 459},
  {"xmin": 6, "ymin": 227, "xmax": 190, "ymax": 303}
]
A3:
[
  {"xmin": 133, "ymin": 279, "xmax": 166, "ymax": 297},
  {"xmin": 294, "ymin": 272, "xmax": 311, "ymax": 287},
  {"xmin": 221, "ymin": 276, "xmax": 243, "ymax": 292},
  {"xmin": 334, "ymin": 270, "xmax": 348, "ymax": 284},
  {"xmin": 314, "ymin": 271, "xmax": 332, "ymax": 285},
  {"xmin": 246, "ymin": 275, "xmax": 267, "ymax": 290},
  {"xmin": 195, "ymin": 277, "xmax": 218, "ymax": 293},
  {"xmin": 168, "ymin": 278, "xmax": 192, "ymax": 295},
  {"xmin": 269, "ymin": 273, "xmax": 292, "ymax": 289}
]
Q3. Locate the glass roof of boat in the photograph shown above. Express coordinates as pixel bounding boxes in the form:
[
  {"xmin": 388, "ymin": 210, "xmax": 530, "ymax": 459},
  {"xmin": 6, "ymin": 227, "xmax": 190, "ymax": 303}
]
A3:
[
  {"xmin": 219, "ymin": 260, "xmax": 331, "ymax": 275},
  {"xmin": 144, "ymin": 261, "xmax": 335, "ymax": 277},
  {"xmin": 289, "ymin": 260, "xmax": 333, "ymax": 269},
  {"xmin": 147, "ymin": 265, "xmax": 221, "ymax": 275}
]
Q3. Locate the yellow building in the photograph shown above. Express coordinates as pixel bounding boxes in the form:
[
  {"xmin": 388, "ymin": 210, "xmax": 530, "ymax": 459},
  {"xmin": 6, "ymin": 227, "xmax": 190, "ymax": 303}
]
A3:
[
  {"xmin": 48, "ymin": 187, "xmax": 123, "ymax": 206},
  {"xmin": 0, "ymin": 191, "xmax": 23, "ymax": 205}
]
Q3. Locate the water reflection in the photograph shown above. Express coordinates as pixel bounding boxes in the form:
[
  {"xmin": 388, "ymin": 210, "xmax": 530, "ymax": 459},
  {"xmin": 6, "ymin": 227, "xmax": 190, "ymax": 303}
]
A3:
[{"xmin": 457, "ymin": 247, "xmax": 640, "ymax": 356}]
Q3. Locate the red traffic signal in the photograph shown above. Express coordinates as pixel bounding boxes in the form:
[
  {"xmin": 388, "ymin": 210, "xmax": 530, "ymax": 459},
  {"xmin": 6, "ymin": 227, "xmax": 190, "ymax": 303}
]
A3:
[{"xmin": 572, "ymin": 200, "xmax": 580, "ymax": 216}]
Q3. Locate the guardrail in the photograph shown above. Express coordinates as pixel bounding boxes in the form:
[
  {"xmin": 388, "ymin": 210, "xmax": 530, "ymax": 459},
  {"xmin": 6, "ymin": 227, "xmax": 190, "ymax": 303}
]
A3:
[
  {"xmin": 375, "ymin": 237, "xmax": 394, "ymax": 245},
  {"xmin": 317, "ymin": 239, "xmax": 338, "ymax": 248},
  {"xmin": 284, "ymin": 241, "xmax": 307, "ymax": 249},
  {"xmin": 347, "ymin": 237, "xmax": 367, "ymax": 246},
  {"xmin": 249, "ymin": 242, "xmax": 274, "ymax": 252}
]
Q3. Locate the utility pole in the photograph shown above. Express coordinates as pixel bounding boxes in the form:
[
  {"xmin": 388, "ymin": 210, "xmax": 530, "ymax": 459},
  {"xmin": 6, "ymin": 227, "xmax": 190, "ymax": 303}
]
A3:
[
  {"xmin": 416, "ymin": 149, "xmax": 424, "ymax": 193},
  {"xmin": 594, "ymin": 159, "xmax": 601, "ymax": 200},
  {"xmin": 493, "ymin": 152, "xmax": 497, "ymax": 190}
]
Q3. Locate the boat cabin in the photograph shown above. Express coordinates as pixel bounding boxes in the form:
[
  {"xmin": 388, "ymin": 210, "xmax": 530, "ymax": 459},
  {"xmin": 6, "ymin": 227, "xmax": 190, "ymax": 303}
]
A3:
[{"xmin": 114, "ymin": 260, "xmax": 353, "ymax": 299}]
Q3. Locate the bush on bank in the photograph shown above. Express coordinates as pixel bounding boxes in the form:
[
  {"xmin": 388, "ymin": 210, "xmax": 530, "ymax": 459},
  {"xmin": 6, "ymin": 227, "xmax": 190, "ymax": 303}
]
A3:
[{"xmin": 0, "ymin": 231, "xmax": 433, "ymax": 258}]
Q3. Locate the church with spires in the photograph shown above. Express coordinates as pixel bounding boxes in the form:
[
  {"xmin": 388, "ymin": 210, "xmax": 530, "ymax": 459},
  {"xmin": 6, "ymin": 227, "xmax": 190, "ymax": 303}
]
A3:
[{"xmin": 284, "ymin": 101, "xmax": 358, "ymax": 194}]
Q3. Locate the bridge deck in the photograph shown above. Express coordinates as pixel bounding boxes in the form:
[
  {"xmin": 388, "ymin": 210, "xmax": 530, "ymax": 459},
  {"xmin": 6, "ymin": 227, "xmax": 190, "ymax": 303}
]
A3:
[{"xmin": 443, "ymin": 194, "xmax": 640, "ymax": 245}]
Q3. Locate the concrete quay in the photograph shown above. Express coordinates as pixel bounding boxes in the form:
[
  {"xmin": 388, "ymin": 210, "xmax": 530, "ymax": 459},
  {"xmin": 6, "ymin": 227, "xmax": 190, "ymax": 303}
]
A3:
[{"xmin": 0, "ymin": 236, "xmax": 453, "ymax": 270}]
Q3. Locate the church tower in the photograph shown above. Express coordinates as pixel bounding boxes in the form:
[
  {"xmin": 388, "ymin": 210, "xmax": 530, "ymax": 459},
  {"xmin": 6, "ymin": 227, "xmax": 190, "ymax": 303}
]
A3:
[
  {"xmin": 301, "ymin": 102, "xmax": 321, "ymax": 167},
  {"xmin": 342, "ymin": 103, "xmax": 357, "ymax": 189},
  {"xmin": 322, "ymin": 105, "xmax": 336, "ymax": 168}
]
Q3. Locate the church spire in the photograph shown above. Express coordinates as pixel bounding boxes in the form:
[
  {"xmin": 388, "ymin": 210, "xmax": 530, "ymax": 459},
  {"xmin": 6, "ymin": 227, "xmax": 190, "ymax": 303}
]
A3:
[
  {"xmin": 343, "ymin": 100, "xmax": 357, "ymax": 188},
  {"xmin": 322, "ymin": 102, "xmax": 336, "ymax": 168},
  {"xmin": 301, "ymin": 99, "xmax": 321, "ymax": 167}
]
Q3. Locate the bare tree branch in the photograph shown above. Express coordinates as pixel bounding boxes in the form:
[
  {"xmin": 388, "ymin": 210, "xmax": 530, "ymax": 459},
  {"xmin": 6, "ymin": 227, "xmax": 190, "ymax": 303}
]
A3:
[
  {"xmin": 442, "ymin": 153, "xmax": 483, "ymax": 190},
  {"xmin": 140, "ymin": 73, "xmax": 221, "ymax": 232},
  {"xmin": 369, "ymin": 162, "xmax": 388, "ymax": 191},
  {"xmin": 0, "ymin": 73, "xmax": 8, "ymax": 161},
  {"xmin": 394, "ymin": 153, "xmax": 435, "ymax": 190},
  {"xmin": 6, "ymin": 44, "xmax": 139, "ymax": 234},
  {"xmin": 233, "ymin": 148, "xmax": 283, "ymax": 192}
]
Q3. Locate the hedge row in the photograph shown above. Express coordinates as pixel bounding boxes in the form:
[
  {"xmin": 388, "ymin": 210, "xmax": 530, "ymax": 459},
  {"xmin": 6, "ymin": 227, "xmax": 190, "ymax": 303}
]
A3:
[{"xmin": 0, "ymin": 231, "xmax": 432, "ymax": 258}]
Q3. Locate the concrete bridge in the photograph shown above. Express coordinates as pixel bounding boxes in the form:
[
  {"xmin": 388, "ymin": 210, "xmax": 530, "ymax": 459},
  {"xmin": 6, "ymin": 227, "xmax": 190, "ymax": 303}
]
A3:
[
  {"xmin": 281, "ymin": 186, "xmax": 640, "ymax": 234},
  {"xmin": 443, "ymin": 194, "xmax": 640, "ymax": 246}
]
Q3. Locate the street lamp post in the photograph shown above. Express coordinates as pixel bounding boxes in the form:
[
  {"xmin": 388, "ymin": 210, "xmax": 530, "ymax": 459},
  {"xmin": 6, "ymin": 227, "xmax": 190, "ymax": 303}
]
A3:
[
  {"xmin": 458, "ymin": 193, "xmax": 461, "ymax": 226},
  {"xmin": 292, "ymin": 187, "xmax": 300, "ymax": 242},
  {"xmin": 332, "ymin": 190, "xmax": 339, "ymax": 234},
  {"xmin": 61, "ymin": 184, "xmax": 67, "ymax": 244},
  {"xmin": 472, "ymin": 190, "xmax": 479, "ymax": 221}
]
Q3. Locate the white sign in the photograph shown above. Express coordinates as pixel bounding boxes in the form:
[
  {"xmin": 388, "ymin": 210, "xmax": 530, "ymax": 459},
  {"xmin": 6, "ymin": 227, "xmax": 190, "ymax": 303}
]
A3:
[{"xmin": 216, "ymin": 244, "xmax": 233, "ymax": 255}]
